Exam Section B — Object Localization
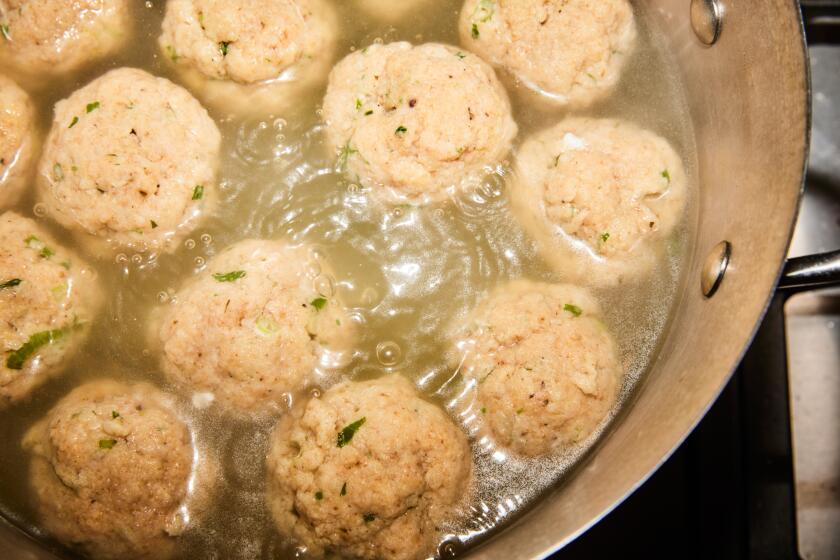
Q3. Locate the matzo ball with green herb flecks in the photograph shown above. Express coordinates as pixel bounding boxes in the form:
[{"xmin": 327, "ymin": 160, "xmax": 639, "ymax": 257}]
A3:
[
  {"xmin": 448, "ymin": 280, "xmax": 622, "ymax": 457},
  {"xmin": 0, "ymin": 0, "xmax": 130, "ymax": 80},
  {"xmin": 23, "ymin": 380, "xmax": 207, "ymax": 560},
  {"xmin": 158, "ymin": 0, "xmax": 337, "ymax": 115},
  {"xmin": 0, "ymin": 212, "xmax": 101, "ymax": 408},
  {"xmin": 37, "ymin": 68, "xmax": 220, "ymax": 254},
  {"xmin": 0, "ymin": 76, "xmax": 36, "ymax": 208},
  {"xmin": 510, "ymin": 117, "xmax": 687, "ymax": 285},
  {"xmin": 322, "ymin": 42, "xmax": 517, "ymax": 205},
  {"xmin": 459, "ymin": 0, "xmax": 636, "ymax": 108},
  {"xmin": 156, "ymin": 239, "xmax": 355, "ymax": 416},
  {"xmin": 267, "ymin": 375, "xmax": 472, "ymax": 560}
]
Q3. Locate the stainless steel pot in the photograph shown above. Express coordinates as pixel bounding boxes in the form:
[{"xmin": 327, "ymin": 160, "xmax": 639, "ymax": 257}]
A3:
[
  {"xmin": 0, "ymin": 0, "xmax": 826, "ymax": 558},
  {"xmin": 466, "ymin": 0, "xmax": 820, "ymax": 557}
]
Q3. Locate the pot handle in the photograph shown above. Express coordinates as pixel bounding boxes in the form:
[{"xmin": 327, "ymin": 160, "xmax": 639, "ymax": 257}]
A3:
[
  {"xmin": 800, "ymin": 0, "xmax": 840, "ymax": 44},
  {"xmin": 778, "ymin": 249, "xmax": 840, "ymax": 291}
]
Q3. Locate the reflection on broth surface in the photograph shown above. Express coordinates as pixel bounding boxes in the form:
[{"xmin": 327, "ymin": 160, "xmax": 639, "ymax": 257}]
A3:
[{"xmin": 0, "ymin": 1, "xmax": 696, "ymax": 558}]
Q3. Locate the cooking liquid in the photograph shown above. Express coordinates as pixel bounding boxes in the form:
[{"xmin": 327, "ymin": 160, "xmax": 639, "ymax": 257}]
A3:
[{"xmin": 0, "ymin": 1, "xmax": 697, "ymax": 558}]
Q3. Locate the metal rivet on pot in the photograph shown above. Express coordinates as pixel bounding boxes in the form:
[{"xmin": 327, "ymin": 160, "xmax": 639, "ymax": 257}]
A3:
[
  {"xmin": 438, "ymin": 539, "xmax": 463, "ymax": 559},
  {"xmin": 690, "ymin": 0, "xmax": 724, "ymax": 45},
  {"xmin": 701, "ymin": 241, "xmax": 731, "ymax": 298}
]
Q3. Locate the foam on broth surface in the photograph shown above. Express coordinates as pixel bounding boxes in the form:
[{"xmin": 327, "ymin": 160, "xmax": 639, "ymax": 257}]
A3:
[{"xmin": 0, "ymin": 1, "xmax": 697, "ymax": 557}]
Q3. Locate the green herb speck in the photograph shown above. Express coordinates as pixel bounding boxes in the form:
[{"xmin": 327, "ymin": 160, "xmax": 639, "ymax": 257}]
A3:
[
  {"xmin": 516, "ymin": 408, "xmax": 524, "ymax": 415},
  {"xmin": 563, "ymin": 303, "xmax": 582, "ymax": 317},
  {"xmin": 364, "ymin": 109, "xmax": 373, "ymax": 116},
  {"xmin": 395, "ymin": 125, "xmax": 407, "ymax": 135},
  {"xmin": 192, "ymin": 184, "xmax": 204, "ymax": 200},
  {"xmin": 456, "ymin": 51, "xmax": 467, "ymax": 59},
  {"xmin": 0, "ymin": 278, "xmax": 22, "ymax": 290},
  {"xmin": 213, "ymin": 270, "xmax": 246, "ymax": 283},
  {"xmin": 480, "ymin": 407, "xmax": 487, "ymax": 414},
  {"xmin": 6, "ymin": 328, "xmax": 66, "ymax": 370},
  {"xmin": 219, "ymin": 41, "xmax": 230, "ymax": 56},
  {"xmin": 337, "ymin": 417, "xmax": 366, "ymax": 447},
  {"xmin": 661, "ymin": 169, "xmax": 671, "ymax": 183},
  {"xmin": 25, "ymin": 235, "xmax": 54, "ymax": 259},
  {"xmin": 600, "ymin": 232, "xmax": 610, "ymax": 243},
  {"xmin": 165, "ymin": 45, "xmax": 179, "ymax": 61},
  {"xmin": 363, "ymin": 513, "xmax": 376, "ymax": 523},
  {"xmin": 86, "ymin": 101, "xmax": 100, "ymax": 113},
  {"xmin": 1, "ymin": 24, "xmax": 10, "ymax": 41},
  {"xmin": 315, "ymin": 491, "xmax": 323, "ymax": 501},
  {"xmin": 53, "ymin": 163, "xmax": 64, "ymax": 181},
  {"xmin": 471, "ymin": 23, "xmax": 480, "ymax": 39},
  {"xmin": 310, "ymin": 297, "xmax": 327, "ymax": 311},
  {"xmin": 150, "ymin": 220, "xmax": 158, "ymax": 229},
  {"xmin": 68, "ymin": 116, "xmax": 79, "ymax": 129},
  {"xmin": 340, "ymin": 482, "xmax": 347, "ymax": 496},
  {"xmin": 337, "ymin": 142, "xmax": 358, "ymax": 171},
  {"xmin": 98, "ymin": 439, "xmax": 117, "ymax": 450},
  {"xmin": 112, "ymin": 411, "xmax": 120, "ymax": 419},
  {"xmin": 355, "ymin": 98, "xmax": 363, "ymax": 110}
]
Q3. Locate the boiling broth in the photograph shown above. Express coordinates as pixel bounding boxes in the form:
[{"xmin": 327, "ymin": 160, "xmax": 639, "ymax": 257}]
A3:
[{"xmin": 0, "ymin": 1, "xmax": 697, "ymax": 558}]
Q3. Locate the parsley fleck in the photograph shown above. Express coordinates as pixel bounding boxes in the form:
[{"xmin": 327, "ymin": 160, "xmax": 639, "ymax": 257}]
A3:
[
  {"xmin": 315, "ymin": 491, "xmax": 323, "ymax": 501},
  {"xmin": 337, "ymin": 142, "xmax": 358, "ymax": 171},
  {"xmin": 337, "ymin": 417, "xmax": 366, "ymax": 447},
  {"xmin": 395, "ymin": 125, "xmax": 407, "ymax": 135},
  {"xmin": 363, "ymin": 513, "xmax": 376, "ymax": 523},
  {"xmin": 213, "ymin": 270, "xmax": 246, "ymax": 282},
  {"xmin": 310, "ymin": 297, "xmax": 327, "ymax": 311},
  {"xmin": 516, "ymin": 408, "xmax": 524, "ymax": 415},
  {"xmin": 340, "ymin": 482, "xmax": 347, "ymax": 496},
  {"xmin": 364, "ymin": 109, "xmax": 373, "ymax": 116},
  {"xmin": 355, "ymin": 98, "xmax": 363, "ymax": 110},
  {"xmin": 661, "ymin": 169, "xmax": 671, "ymax": 183},
  {"xmin": 165, "ymin": 44, "xmax": 179, "ymax": 61},
  {"xmin": 112, "ymin": 411, "xmax": 120, "ymax": 419},
  {"xmin": 219, "ymin": 41, "xmax": 230, "ymax": 56},
  {"xmin": 150, "ymin": 220, "xmax": 158, "ymax": 229},
  {"xmin": 6, "ymin": 328, "xmax": 66, "ymax": 370},
  {"xmin": 86, "ymin": 101, "xmax": 100, "ymax": 113},
  {"xmin": 600, "ymin": 232, "xmax": 610, "ymax": 243},
  {"xmin": 0, "ymin": 278, "xmax": 21, "ymax": 290},
  {"xmin": 0, "ymin": 24, "xmax": 9, "ymax": 41},
  {"xmin": 98, "ymin": 439, "xmax": 117, "ymax": 449},
  {"xmin": 456, "ymin": 51, "xmax": 467, "ymax": 59},
  {"xmin": 471, "ymin": 23, "xmax": 480, "ymax": 39},
  {"xmin": 53, "ymin": 163, "xmax": 64, "ymax": 181},
  {"xmin": 25, "ymin": 235, "xmax": 54, "ymax": 259},
  {"xmin": 192, "ymin": 184, "xmax": 204, "ymax": 200},
  {"xmin": 336, "ymin": 319, "xmax": 341, "ymax": 326},
  {"xmin": 480, "ymin": 407, "xmax": 487, "ymax": 414},
  {"xmin": 68, "ymin": 116, "xmax": 79, "ymax": 129},
  {"xmin": 255, "ymin": 315, "xmax": 279, "ymax": 336},
  {"xmin": 563, "ymin": 303, "xmax": 583, "ymax": 317}
]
